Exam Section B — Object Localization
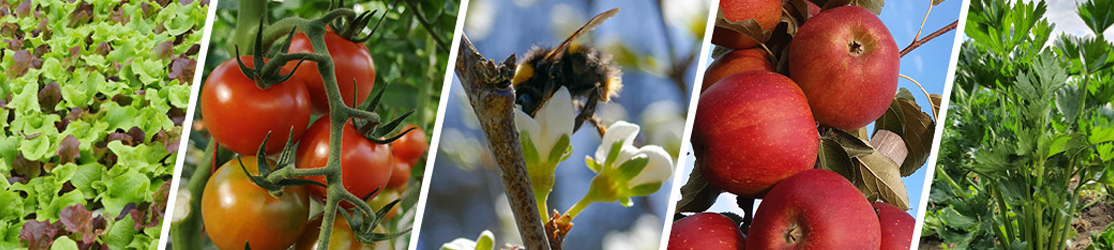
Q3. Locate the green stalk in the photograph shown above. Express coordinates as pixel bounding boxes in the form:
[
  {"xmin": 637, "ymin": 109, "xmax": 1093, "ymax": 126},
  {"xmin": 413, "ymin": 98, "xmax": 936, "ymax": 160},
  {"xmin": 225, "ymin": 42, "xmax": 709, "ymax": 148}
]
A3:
[
  {"xmin": 229, "ymin": 0, "xmax": 268, "ymax": 54},
  {"xmin": 170, "ymin": 141, "xmax": 217, "ymax": 250},
  {"xmin": 991, "ymin": 179, "xmax": 1015, "ymax": 248}
]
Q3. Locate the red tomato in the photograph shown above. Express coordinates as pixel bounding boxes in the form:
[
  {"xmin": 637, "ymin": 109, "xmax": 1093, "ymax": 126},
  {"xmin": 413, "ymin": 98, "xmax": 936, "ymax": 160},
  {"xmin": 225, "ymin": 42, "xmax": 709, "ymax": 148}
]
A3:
[
  {"xmin": 385, "ymin": 156, "xmax": 410, "ymax": 190},
  {"xmin": 391, "ymin": 125, "xmax": 428, "ymax": 165},
  {"xmin": 295, "ymin": 116, "xmax": 393, "ymax": 205},
  {"xmin": 294, "ymin": 214, "xmax": 368, "ymax": 250},
  {"xmin": 202, "ymin": 156, "xmax": 310, "ymax": 250},
  {"xmin": 286, "ymin": 30, "xmax": 376, "ymax": 114},
  {"xmin": 201, "ymin": 56, "xmax": 312, "ymax": 155}
]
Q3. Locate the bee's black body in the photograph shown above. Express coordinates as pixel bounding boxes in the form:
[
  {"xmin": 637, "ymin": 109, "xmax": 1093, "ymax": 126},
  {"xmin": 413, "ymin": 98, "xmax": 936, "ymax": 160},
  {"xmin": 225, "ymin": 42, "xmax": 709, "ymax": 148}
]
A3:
[{"xmin": 511, "ymin": 8, "xmax": 623, "ymax": 134}]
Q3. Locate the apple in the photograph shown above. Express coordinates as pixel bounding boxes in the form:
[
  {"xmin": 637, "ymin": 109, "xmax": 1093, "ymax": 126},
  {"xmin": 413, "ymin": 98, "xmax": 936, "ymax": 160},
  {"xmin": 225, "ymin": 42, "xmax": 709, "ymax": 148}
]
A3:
[
  {"xmin": 692, "ymin": 71, "xmax": 818, "ymax": 198},
  {"xmin": 874, "ymin": 202, "xmax": 915, "ymax": 250},
  {"xmin": 668, "ymin": 213, "xmax": 745, "ymax": 250},
  {"xmin": 702, "ymin": 48, "xmax": 773, "ymax": 93},
  {"xmin": 788, "ymin": 6, "xmax": 899, "ymax": 130},
  {"xmin": 746, "ymin": 169, "xmax": 881, "ymax": 249},
  {"xmin": 711, "ymin": 0, "xmax": 783, "ymax": 49}
]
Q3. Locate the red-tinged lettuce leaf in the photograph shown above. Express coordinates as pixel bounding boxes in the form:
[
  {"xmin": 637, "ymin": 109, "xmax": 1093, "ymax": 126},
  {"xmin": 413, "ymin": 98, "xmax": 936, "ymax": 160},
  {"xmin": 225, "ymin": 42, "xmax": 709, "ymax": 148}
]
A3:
[
  {"xmin": 19, "ymin": 219, "xmax": 63, "ymax": 250},
  {"xmin": 57, "ymin": 135, "xmax": 80, "ymax": 164},
  {"xmin": 59, "ymin": 204, "xmax": 106, "ymax": 245}
]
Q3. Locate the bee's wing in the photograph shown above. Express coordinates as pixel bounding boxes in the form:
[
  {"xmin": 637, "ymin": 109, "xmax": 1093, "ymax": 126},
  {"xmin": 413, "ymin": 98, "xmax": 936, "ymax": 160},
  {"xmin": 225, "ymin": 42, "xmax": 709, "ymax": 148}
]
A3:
[{"xmin": 544, "ymin": 8, "xmax": 619, "ymax": 61}]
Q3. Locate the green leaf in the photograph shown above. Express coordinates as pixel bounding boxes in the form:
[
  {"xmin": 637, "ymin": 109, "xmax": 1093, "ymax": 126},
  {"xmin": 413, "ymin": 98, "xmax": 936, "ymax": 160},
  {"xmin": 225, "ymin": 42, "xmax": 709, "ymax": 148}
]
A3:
[
  {"xmin": 101, "ymin": 169, "xmax": 151, "ymax": 216},
  {"xmin": 674, "ymin": 164, "xmax": 722, "ymax": 213},
  {"xmin": 1077, "ymin": 0, "xmax": 1114, "ymax": 38},
  {"xmin": 50, "ymin": 236, "xmax": 79, "ymax": 250},
  {"xmin": 854, "ymin": 152, "xmax": 910, "ymax": 210},
  {"xmin": 818, "ymin": 138, "xmax": 857, "ymax": 181}
]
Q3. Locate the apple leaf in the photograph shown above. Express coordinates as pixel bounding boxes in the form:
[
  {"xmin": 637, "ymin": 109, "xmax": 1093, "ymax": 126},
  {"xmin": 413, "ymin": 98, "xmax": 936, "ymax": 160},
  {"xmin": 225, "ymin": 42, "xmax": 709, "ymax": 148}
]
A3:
[
  {"xmin": 822, "ymin": 0, "xmax": 852, "ymax": 11},
  {"xmin": 874, "ymin": 88, "xmax": 936, "ymax": 176},
  {"xmin": 674, "ymin": 164, "xmax": 723, "ymax": 213},
  {"xmin": 930, "ymin": 93, "xmax": 943, "ymax": 118},
  {"xmin": 852, "ymin": 0, "xmax": 885, "ymax": 15},
  {"xmin": 710, "ymin": 45, "xmax": 733, "ymax": 61},
  {"xmin": 854, "ymin": 152, "xmax": 910, "ymax": 210},
  {"xmin": 870, "ymin": 130, "xmax": 908, "ymax": 166},
  {"xmin": 933, "ymin": 0, "xmax": 946, "ymax": 6},
  {"xmin": 715, "ymin": 13, "xmax": 772, "ymax": 46},
  {"xmin": 818, "ymin": 138, "xmax": 857, "ymax": 182},
  {"xmin": 789, "ymin": 0, "xmax": 812, "ymax": 24},
  {"xmin": 824, "ymin": 129, "xmax": 875, "ymax": 158}
]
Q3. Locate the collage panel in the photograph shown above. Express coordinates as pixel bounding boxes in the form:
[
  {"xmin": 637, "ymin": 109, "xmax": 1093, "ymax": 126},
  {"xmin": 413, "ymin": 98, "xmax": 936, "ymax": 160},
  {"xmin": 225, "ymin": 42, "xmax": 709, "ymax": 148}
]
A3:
[
  {"xmin": 920, "ymin": 0, "xmax": 1114, "ymax": 249},
  {"xmin": 670, "ymin": 0, "xmax": 961, "ymax": 249},
  {"xmin": 166, "ymin": 0, "xmax": 455, "ymax": 249},
  {"xmin": 422, "ymin": 0, "xmax": 708, "ymax": 249},
  {"xmin": 0, "ymin": 0, "xmax": 208, "ymax": 249}
]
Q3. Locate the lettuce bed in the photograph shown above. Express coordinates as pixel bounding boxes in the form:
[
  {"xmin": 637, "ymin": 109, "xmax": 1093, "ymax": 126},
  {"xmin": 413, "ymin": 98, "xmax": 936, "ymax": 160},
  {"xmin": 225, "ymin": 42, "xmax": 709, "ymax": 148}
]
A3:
[{"xmin": 0, "ymin": 0, "xmax": 207, "ymax": 249}]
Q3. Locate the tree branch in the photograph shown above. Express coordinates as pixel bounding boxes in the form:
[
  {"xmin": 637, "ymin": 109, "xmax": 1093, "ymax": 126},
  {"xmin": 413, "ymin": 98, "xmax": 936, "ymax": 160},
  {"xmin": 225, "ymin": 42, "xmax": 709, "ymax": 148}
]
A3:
[
  {"xmin": 455, "ymin": 34, "xmax": 551, "ymax": 250},
  {"xmin": 900, "ymin": 20, "xmax": 957, "ymax": 57}
]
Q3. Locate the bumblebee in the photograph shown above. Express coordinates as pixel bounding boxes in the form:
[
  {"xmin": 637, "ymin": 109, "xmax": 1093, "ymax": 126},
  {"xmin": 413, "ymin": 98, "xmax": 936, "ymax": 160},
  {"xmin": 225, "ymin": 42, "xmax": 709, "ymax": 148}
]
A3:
[{"xmin": 512, "ymin": 8, "xmax": 623, "ymax": 135}]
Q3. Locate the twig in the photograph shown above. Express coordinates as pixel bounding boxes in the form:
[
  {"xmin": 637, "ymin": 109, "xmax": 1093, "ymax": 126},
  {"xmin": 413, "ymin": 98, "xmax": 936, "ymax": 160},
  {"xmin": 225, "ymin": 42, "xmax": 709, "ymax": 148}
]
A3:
[
  {"xmin": 900, "ymin": 20, "xmax": 957, "ymax": 57},
  {"xmin": 455, "ymin": 34, "xmax": 551, "ymax": 250},
  {"xmin": 899, "ymin": 74, "xmax": 938, "ymax": 122},
  {"xmin": 910, "ymin": 0, "xmax": 934, "ymax": 46}
]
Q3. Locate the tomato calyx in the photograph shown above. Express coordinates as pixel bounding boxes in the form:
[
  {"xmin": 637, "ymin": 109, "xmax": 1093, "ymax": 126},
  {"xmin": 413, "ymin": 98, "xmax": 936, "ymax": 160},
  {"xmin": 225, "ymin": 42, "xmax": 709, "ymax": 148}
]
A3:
[
  {"xmin": 327, "ymin": 0, "xmax": 387, "ymax": 43},
  {"xmin": 338, "ymin": 199, "xmax": 412, "ymax": 244},
  {"xmin": 234, "ymin": 16, "xmax": 312, "ymax": 90},
  {"xmin": 345, "ymin": 80, "xmax": 420, "ymax": 146},
  {"xmin": 239, "ymin": 131, "xmax": 326, "ymax": 197}
]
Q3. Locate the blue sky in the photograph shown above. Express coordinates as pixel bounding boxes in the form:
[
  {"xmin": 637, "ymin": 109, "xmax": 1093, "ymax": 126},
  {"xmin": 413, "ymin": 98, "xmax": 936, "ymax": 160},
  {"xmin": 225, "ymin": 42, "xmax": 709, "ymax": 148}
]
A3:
[{"xmin": 690, "ymin": 0, "xmax": 965, "ymax": 218}]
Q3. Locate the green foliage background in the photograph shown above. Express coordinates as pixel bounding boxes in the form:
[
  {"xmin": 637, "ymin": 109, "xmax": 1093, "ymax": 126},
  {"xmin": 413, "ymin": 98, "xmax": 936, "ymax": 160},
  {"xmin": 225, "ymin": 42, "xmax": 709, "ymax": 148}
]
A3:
[
  {"xmin": 174, "ymin": 0, "xmax": 456, "ymax": 249},
  {"xmin": 922, "ymin": 0, "xmax": 1114, "ymax": 248}
]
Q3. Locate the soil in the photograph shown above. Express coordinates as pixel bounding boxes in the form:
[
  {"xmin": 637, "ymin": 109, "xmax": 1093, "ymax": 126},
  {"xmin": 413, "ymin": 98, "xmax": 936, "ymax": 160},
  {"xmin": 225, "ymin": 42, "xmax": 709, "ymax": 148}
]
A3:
[
  {"xmin": 918, "ymin": 199, "xmax": 1113, "ymax": 250},
  {"xmin": 919, "ymin": 236, "xmax": 946, "ymax": 250},
  {"xmin": 1069, "ymin": 199, "xmax": 1114, "ymax": 250}
]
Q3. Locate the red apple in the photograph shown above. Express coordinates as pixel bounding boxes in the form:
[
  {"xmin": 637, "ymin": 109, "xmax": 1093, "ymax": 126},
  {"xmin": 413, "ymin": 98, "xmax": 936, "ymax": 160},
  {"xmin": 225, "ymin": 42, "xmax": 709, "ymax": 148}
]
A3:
[
  {"xmin": 874, "ymin": 202, "xmax": 915, "ymax": 250},
  {"xmin": 712, "ymin": 0, "xmax": 783, "ymax": 49},
  {"xmin": 692, "ymin": 71, "xmax": 818, "ymax": 198},
  {"xmin": 746, "ymin": 169, "xmax": 882, "ymax": 249},
  {"xmin": 702, "ymin": 48, "xmax": 774, "ymax": 93},
  {"xmin": 788, "ymin": 6, "xmax": 899, "ymax": 130},
  {"xmin": 807, "ymin": 1, "xmax": 821, "ymax": 17},
  {"xmin": 668, "ymin": 213, "xmax": 745, "ymax": 250}
]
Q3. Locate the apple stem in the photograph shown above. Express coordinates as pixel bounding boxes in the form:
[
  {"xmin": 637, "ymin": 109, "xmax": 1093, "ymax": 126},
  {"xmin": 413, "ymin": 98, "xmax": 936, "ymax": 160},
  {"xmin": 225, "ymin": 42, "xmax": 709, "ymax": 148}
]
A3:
[{"xmin": 898, "ymin": 74, "xmax": 938, "ymax": 121}]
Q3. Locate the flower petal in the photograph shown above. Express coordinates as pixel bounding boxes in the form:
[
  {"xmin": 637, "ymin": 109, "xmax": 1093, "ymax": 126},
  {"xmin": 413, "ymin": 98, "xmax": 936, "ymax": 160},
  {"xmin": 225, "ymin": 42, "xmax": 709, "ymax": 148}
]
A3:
[
  {"xmin": 514, "ymin": 108, "xmax": 545, "ymax": 155},
  {"xmin": 628, "ymin": 145, "xmax": 674, "ymax": 186},
  {"xmin": 535, "ymin": 86, "xmax": 575, "ymax": 157},
  {"xmin": 596, "ymin": 120, "xmax": 640, "ymax": 162}
]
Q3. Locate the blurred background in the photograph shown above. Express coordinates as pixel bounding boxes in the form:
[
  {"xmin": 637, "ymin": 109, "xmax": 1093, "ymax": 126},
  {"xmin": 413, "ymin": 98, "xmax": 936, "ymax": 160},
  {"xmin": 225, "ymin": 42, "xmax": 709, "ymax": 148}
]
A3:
[
  {"xmin": 682, "ymin": 0, "xmax": 963, "ymax": 220},
  {"xmin": 418, "ymin": 0, "xmax": 709, "ymax": 249}
]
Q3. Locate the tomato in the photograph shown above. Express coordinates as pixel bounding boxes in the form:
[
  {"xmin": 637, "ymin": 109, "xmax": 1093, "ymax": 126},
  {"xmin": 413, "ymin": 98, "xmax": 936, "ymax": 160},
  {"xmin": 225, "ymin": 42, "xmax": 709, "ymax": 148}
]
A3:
[
  {"xmin": 391, "ymin": 125, "xmax": 428, "ymax": 165},
  {"xmin": 202, "ymin": 156, "xmax": 310, "ymax": 250},
  {"xmin": 286, "ymin": 29, "xmax": 376, "ymax": 114},
  {"xmin": 295, "ymin": 116, "xmax": 393, "ymax": 205},
  {"xmin": 201, "ymin": 55, "xmax": 312, "ymax": 155},
  {"xmin": 385, "ymin": 156, "xmax": 410, "ymax": 190},
  {"xmin": 294, "ymin": 214, "xmax": 369, "ymax": 250}
]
